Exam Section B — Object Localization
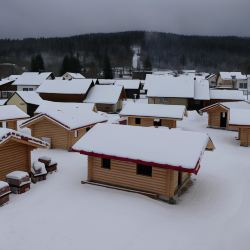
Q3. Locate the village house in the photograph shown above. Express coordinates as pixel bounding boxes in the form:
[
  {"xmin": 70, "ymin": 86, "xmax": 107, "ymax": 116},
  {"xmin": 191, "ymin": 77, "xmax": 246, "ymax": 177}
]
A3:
[
  {"xmin": 6, "ymin": 91, "xmax": 44, "ymax": 116},
  {"xmin": 0, "ymin": 128, "xmax": 48, "ymax": 181},
  {"xmin": 146, "ymin": 74, "xmax": 210, "ymax": 110},
  {"xmin": 0, "ymin": 105, "xmax": 29, "ymax": 130},
  {"xmin": 200, "ymin": 101, "xmax": 250, "ymax": 129},
  {"xmin": 120, "ymin": 103, "xmax": 186, "ymax": 128},
  {"xmin": 84, "ymin": 85, "xmax": 126, "ymax": 113},
  {"xmin": 229, "ymin": 109, "xmax": 250, "ymax": 146},
  {"xmin": 216, "ymin": 72, "xmax": 247, "ymax": 90},
  {"xmin": 37, "ymin": 79, "xmax": 94, "ymax": 102},
  {"xmin": 20, "ymin": 103, "xmax": 107, "ymax": 150},
  {"xmin": 0, "ymin": 75, "xmax": 18, "ymax": 99},
  {"xmin": 12, "ymin": 72, "xmax": 54, "ymax": 91},
  {"xmin": 62, "ymin": 72, "xmax": 85, "ymax": 80},
  {"xmin": 115, "ymin": 80, "xmax": 142, "ymax": 99},
  {"xmin": 72, "ymin": 123, "xmax": 210, "ymax": 202},
  {"xmin": 95, "ymin": 79, "xmax": 115, "ymax": 85},
  {"xmin": 206, "ymin": 74, "xmax": 217, "ymax": 88}
]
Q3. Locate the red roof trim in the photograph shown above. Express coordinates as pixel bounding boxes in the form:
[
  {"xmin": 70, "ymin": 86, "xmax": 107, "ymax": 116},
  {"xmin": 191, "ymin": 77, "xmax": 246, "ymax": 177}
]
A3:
[{"xmin": 71, "ymin": 149, "xmax": 201, "ymax": 174}]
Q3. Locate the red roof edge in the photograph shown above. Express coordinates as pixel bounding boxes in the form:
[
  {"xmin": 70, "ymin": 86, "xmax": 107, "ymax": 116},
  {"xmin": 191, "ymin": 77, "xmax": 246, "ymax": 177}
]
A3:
[{"xmin": 71, "ymin": 148, "xmax": 201, "ymax": 174}]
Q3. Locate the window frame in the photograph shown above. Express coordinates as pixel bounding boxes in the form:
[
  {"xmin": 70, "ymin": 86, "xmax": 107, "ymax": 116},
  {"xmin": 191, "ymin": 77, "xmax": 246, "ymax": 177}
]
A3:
[
  {"xmin": 102, "ymin": 158, "xmax": 111, "ymax": 169},
  {"xmin": 136, "ymin": 164, "xmax": 152, "ymax": 177},
  {"xmin": 135, "ymin": 117, "xmax": 141, "ymax": 125}
]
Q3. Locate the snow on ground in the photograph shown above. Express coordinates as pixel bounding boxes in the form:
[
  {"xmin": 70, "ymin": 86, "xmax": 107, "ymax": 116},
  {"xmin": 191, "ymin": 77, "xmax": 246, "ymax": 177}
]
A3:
[{"xmin": 1, "ymin": 111, "xmax": 250, "ymax": 250}]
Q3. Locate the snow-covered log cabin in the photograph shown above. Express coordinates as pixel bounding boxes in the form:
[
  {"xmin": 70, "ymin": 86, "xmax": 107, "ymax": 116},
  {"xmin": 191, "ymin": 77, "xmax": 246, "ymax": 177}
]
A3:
[
  {"xmin": 37, "ymin": 79, "xmax": 95, "ymax": 102},
  {"xmin": 120, "ymin": 103, "xmax": 187, "ymax": 128},
  {"xmin": 114, "ymin": 80, "xmax": 142, "ymax": 99},
  {"xmin": 200, "ymin": 101, "xmax": 250, "ymax": 129},
  {"xmin": 0, "ymin": 105, "xmax": 29, "ymax": 130},
  {"xmin": 229, "ymin": 109, "xmax": 250, "ymax": 146},
  {"xmin": 72, "ymin": 124, "xmax": 210, "ymax": 202},
  {"xmin": 84, "ymin": 85, "xmax": 126, "ymax": 113},
  {"xmin": 0, "ymin": 129, "xmax": 48, "ymax": 181},
  {"xmin": 20, "ymin": 103, "xmax": 107, "ymax": 150}
]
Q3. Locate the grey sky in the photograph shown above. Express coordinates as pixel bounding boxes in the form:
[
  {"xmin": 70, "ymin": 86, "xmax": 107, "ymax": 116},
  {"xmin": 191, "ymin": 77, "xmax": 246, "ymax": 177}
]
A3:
[{"xmin": 0, "ymin": 0, "xmax": 250, "ymax": 39}]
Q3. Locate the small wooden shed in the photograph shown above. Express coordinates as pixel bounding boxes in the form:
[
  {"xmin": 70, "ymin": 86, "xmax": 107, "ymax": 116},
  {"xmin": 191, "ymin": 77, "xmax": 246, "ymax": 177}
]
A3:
[
  {"xmin": 20, "ymin": 104, "xmax": 107, "ymax": 150},
  {"xmin": 0, "ymin": 105, "xmax": 29, "ymax": 130},
  {"xmin": 72, "ymin": 124, "xmax": 210, "ymax": 202},
  {"xmin": 0, "ymin": 128, "xmax": 48, "ymax": 181},
  {"xmin": 200, "ymin": 101, "xmax": 250, "ymax": 129},
  {"xmin": 120, "ymin": 103, "xmax": 187, "ymax": 128},
  {"xmin": 229, "ymin": 109, "xmax": 250, "ymax": 146},
  {"xmin": 115, "ymin": 80, "xmax": 142, "ymax": 99}
]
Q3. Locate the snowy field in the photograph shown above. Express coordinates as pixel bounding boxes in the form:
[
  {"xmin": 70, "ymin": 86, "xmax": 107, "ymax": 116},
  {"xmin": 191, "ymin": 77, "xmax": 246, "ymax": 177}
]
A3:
[{"xmin": 1, "ymin": 111, "xmax": 250, "ymax": 250}]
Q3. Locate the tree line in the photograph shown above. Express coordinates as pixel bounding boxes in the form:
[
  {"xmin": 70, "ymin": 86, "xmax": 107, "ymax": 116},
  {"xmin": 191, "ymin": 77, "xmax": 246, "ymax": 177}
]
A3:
[{"xmin": 1, "ymin": 31, "xmax": 250, "ymax": 76}]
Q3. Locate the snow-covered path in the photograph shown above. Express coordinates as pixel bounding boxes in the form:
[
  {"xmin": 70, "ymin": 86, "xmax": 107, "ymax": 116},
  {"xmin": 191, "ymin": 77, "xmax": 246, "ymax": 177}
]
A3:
[{"xmin": 0, "ymin": 112, "xmax": 250, "ymax": 250}]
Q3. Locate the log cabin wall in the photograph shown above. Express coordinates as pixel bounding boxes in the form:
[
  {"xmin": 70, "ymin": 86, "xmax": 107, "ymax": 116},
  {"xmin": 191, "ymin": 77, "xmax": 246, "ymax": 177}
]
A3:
[
  {"xmin": 127, "ymin": 116, "xmax": 177, "ymax": 128},
  {"xmin": 239, "ymin": 128, "xmax": 250, "ymax": 146},
  {"xmin": 28, "ymin": 117, "xmax": 70, "ymax": 150},
  {"xmin": 87, "ymin": 156, "xmax": 188, "ymax": 198},
  {"xmin": 206, "ymin": 106, "xmax": 229, "ymax": 129},
  {"xmin": 0, "ymin": 140, "xmax": 32, "ymax": 180},
  {"xmin": 6, "ymin": 120, "xmax": 17, "ymax": 130}
]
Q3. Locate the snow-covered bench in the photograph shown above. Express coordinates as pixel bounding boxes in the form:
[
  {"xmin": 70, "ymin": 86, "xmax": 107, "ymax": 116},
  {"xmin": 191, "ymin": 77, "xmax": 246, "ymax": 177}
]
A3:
[
  {"xmin": 38, "ymin": 156, "xmax": 57, "ymax": 174},
  {"xmin": 31, "ymin": 161, "xmax": 47, "ymax": 183}
]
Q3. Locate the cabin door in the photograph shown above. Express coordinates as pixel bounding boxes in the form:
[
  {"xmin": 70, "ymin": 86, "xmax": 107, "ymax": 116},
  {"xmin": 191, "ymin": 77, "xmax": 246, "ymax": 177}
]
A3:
[{"xmin": 220, "ymin": 112, "xmax": 227, "ymax": 128}]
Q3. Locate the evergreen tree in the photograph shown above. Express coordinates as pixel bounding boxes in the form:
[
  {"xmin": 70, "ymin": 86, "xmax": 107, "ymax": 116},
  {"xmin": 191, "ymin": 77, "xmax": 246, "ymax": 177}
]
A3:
[
  {"xmin": 180, "ymin": 54, "xmax": 186, "ymax": 67},
  {"xmin": 30, "ymin": 54, "xmax": 45, "ymax": 72},
  {"xmin": 103, "ymin": 54, "xmax": 113, "ymax": 79},
  {"xmin": 143, "ymin": 56, "xmax": 152, "ymax": 70},
  {"xmin": 60, "ymin": 55, "xmax": 81, "ymax": 75}
]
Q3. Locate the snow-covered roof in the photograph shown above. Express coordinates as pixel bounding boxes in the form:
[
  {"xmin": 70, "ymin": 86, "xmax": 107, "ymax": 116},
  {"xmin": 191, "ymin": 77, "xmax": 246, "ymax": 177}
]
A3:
[
  {"xmin": 0, "ymin": 99, "xmax": 7, "ymax": 105},
  {"xmin": 194, "ymin": 79, "xmax": 210, "ymax": 100},
  {"xmin": 229, "ymin": 108, "xmax": 250, "ymax": 126},
  {"xmin": 72, "ymin": 123, "xmax": 209, "ymax": 174},
  {"xmin": 14, "ymin": 91, "xmax": 44, "ymax": 105},
  {"xmin": 35, "ymin": 102, "xmax": 95, "ymax": 114},
  {"xmin": 0, "ymin": 128, "xmax": 48, "ymax": 147},
  {"xmin": 12, "ymin": 72, "xmax": 53, "ymax": 86},
  {"xmin": 63, "ymin": 72, "xmax": 85, "ymax": 79},
  {"xmin": 146, "ymin": 74, "xmax": 195, "ymax": 98},
  {"xmin": 84, "ymin": 85, "xmax": 124, "ymax": 104},
  {"xmin": 96, "ymin": 79, "xmax": 116, "ymax": 85},
  {"xmin": 21, "ymin": 105, "xmax": 107, "ymax": 130},
  {"xmin": 210, "ymin": 89, "xmax": 245, "ymax": 100},
  {"xmin": 0, "ymin": 77, "xmax": 15, "ymax": 86},
  {"xmin": 220, "ymin": 72, "xmax": 247, "ymax": 80},
  {"xmin": 115, "ymin": 80, "xmax": 141, "ymax": 89},
  {"xmin": 37, "ymin": 79, "xmax": 93, "ymax": 95},
  {"xmin": 120, "ymin": 103, "xmax": 186, "ymax": 120},
  {"xmin": 0, "ymin": 105, "xmax": 29, "ymax": 121}
]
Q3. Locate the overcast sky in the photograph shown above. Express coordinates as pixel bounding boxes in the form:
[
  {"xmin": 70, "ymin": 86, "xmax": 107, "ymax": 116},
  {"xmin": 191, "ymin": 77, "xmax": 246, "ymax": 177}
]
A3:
[{"xmin": 1, "ymin": 0, "xmax": 250, "ymax": 39}]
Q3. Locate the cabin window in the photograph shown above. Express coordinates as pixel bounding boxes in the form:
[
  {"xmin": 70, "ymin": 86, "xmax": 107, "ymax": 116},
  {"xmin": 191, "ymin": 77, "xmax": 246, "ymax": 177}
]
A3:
[
  {"xmin": 135, "ymin": 118, "xmax": 141, "ymax": 125},
  {"xmin": 74, "ymin": 130, "xmax": 78, "ymax": 138},
  {"xmin": 137, "ymin": 164, "xmax": 152, "ymax": 177},
  {"xmin": 0, "ymin": 122, "xmax": 2, "ymax": 127},
  {"xmin": 239, "ymin": 82, "xmax": 247, "ymax": 89},
  {"xmin": 23, "ymin": 88, "xmax": 29, "ymax": 91},
  {"xmin": 102, "ymin": 158, "xmax": 111, "ymax": 169},
  {"xmin": 154, "ymin": 119, "xmax": 162, "ymax": 127}
]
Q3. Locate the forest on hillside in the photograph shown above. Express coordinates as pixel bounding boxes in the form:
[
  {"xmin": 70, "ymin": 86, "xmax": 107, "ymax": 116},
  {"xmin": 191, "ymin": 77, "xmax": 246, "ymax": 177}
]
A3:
[{"xmin": 0, "ymin": 31, "xmax": 250, "ymax": 75}]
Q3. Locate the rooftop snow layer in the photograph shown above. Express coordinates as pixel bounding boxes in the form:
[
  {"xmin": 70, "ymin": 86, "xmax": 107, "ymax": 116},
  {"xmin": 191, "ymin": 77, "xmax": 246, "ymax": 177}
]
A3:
[
  {"xmin": 0, "ymin": 128, "xmax": 48, "ymax": 147},
  {"xmin": 194, "ymin": 79, "xmax": 210, "ymax": 100},
  {"xmin": 22, "ymin": 105, "xmax": 107, "ymax": 130},
  {"xmin": 0, "ymin": 181, "xmax": 9, "ymax": 189},
  {"xmin": 72, "ymin": 123, "xmax": 209, "ymax": 172},
  {"xmin": 0, "ymin": 105, "xmax": 29, "ymax": 121},
  {"xmin": 120, "ymin": 103, "xmax": 186, "ymax": 119},
  {"xmin": 115, "ymin": 80, "xmax": 141, "ymax": 89},
  {"xmin": 63, "ymin": 72, "xmax": 85, "ymax": 79},
  {"xmin": 229, "ymin": 108, "xmax": 250, "ymax": 125},
  {"xmin": 220, "ymin": 72, "xmax": 247, "ymax": 80},
  {"xmin": 84, "ymin": 85, "xmax": 124, "ymax": 104},
  {"xmin": 15, "ymin": 91, "xmax": 44, "ymax": 105},
  {"xmin": 37, "ymin": 79, "xmax": 93, "ymax": 94},
  {"xmin": 210, "ymin": 89, "xmax": 245, "ymax": 100},
  {"xmin": 146, "ymin": 74, "xmax": 195, "ymax": 98},
  {"xmin": 12, "ymin": 72, "xmax": 52, "ymax": 86}
]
